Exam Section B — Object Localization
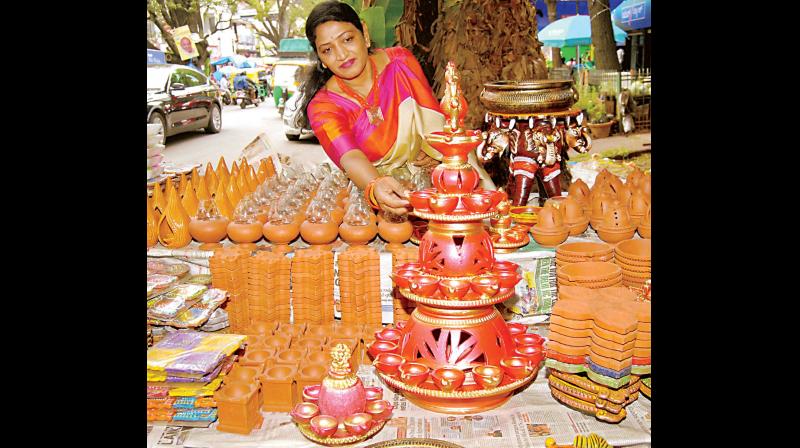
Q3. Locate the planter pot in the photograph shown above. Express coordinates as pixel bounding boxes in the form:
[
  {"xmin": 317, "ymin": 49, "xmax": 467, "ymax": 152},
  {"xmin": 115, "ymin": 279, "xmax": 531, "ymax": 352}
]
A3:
[{"xmin": 587, "ymin": 120, "xmax": 615, "ymax": 139}]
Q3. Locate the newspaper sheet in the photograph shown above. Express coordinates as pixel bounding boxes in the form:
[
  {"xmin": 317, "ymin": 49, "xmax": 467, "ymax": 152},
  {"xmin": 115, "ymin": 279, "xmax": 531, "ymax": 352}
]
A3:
[{"xmin": 178, "ymin": 366, "xmax": 650, "ymax": 448}]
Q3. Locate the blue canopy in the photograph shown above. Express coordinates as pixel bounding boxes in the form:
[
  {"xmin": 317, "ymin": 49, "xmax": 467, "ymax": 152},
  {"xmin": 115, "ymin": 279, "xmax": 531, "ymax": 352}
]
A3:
[
  {"xmin": 538, "ymin": 15, "xmax": 627, "ymax": 48},
  {"xmin": 612, "ymin": 0, "xmax": 651, "ymax": 31},
  {"xmin": 210, "ymin": 54, "xmax": 254, "ymax": 68}
]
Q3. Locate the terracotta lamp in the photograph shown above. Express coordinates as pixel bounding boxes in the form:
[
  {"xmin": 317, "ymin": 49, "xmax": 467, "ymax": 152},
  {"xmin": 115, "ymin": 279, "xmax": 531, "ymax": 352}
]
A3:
[
  {"xmin": 204, "ymin": 162, "xmax": 219, "ymax": 193},
  {"xmin": 339, "ymin": 197, "xmax": 378, "ymax": 246},
  {"xmin": 180, "ymin": 182, "xmax": 199, "ymax": 217},
  {"xmin": 530, "ymin": 202, "xmax": 569, "ymax": 247},
  {"xmin": 189, "ymin": 199, "xmax": 229, "ymax": 250},
  {"xmin": 637, "ymin": 205, "xmax": 651, "ymax": 239},
  {"xmin": 595, "ymin": 199, "xmax": 636, "ymax": 244},
  {"xmin": 561, "ymin": 195, "xmax": 589, "ymax": 236},
  {"xmin": 377, "ymin": 211, "xmax": 413, "ymax": 250},
  {"xmin": 226, "ymin": 195, "xmax": 264, "ymax": 250},
  {"xmin": 213, "ymin": 180, "xmax": 235, "ymax": 220},
  {"xmin": 263, "ymin": 201, "xmax": 300, "ymax": 254},
  {"xmin": 147, "ymin": 196, "xmax": 159, "ymax": 248},
  {"xmin": 158, "ymin": 186, "xmax": 192, "ymax": 249},
  {"xmin": 300, "ymin": 200, "xmax": 339, "ymax": 251}
]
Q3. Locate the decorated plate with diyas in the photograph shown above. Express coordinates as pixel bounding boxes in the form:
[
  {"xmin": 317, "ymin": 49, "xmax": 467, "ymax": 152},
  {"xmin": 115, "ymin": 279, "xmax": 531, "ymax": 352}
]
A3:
[{"xmin": 362, "ymin": 438, "xmax": 466, "ymax": 448}]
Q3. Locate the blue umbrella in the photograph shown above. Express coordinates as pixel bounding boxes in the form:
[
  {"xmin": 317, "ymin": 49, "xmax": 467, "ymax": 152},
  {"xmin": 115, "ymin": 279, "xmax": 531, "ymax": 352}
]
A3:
[
  {"xmin": 538, "ymin": 15, "xmax": 627, "ymax": 47},
  {"xmin": 211, "ymin": 54, "xmax": 253, "ymax": 68}
]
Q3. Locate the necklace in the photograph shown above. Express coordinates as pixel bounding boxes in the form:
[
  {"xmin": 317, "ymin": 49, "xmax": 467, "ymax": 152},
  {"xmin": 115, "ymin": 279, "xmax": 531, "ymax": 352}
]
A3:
[{"xmin": 335, "ymin": 57, "xmax": 384, "ymax": 125}]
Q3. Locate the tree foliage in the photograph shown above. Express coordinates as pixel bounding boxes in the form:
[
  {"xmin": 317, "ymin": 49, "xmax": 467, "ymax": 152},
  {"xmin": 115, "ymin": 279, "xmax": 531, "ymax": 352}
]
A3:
[{"xmin": 242, "ymin": 0, "xmax": 316, "ymax": 55}]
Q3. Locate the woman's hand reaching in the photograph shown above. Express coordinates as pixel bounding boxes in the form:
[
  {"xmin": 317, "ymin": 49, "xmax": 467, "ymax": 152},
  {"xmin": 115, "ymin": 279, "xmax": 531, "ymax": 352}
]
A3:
[{"xmin": 372, "ymin": 176, "xmax": 411, "ymax": 216}]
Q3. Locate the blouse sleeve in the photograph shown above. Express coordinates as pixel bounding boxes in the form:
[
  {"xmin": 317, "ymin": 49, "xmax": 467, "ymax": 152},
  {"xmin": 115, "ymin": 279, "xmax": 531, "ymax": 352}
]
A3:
[{"xmin": 307, "ymin": 95, "xmax": 359, "ymax": 168}]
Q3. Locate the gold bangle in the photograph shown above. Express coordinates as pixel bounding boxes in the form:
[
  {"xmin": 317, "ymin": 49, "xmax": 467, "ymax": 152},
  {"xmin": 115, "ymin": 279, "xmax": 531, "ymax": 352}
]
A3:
[{"xmin": 364, "ymin": 176, "xmax": 386, "ymax": 210}]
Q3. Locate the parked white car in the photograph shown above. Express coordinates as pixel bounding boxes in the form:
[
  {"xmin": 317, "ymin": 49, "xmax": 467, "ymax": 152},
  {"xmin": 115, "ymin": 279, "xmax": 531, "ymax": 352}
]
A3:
[{"xmin": 282, "ymin": 91, "xmax": 315, "ymax": 141}]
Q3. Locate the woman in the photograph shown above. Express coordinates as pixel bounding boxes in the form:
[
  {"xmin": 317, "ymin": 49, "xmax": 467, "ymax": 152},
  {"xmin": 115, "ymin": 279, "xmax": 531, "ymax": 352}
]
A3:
[{"xmin": 300, "ymin": 1, "xmax": 491, "ymax": 216}]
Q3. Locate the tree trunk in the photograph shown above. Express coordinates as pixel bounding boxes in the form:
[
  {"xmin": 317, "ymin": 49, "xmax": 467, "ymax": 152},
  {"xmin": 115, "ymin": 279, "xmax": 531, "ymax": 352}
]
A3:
[
  {"xmin": 588, "ymin": 0, "xmax": 619, "ymax": 71},
  {"xmin": 544, "ymin": 0, "xmax": 561, "ymax": 68}
]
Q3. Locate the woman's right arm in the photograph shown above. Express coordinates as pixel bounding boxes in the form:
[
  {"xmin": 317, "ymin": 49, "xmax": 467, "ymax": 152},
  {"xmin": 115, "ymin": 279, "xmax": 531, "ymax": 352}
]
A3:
[{"xmin": 340, "ymin": 150, "xmax": 410, "ymax": 215}]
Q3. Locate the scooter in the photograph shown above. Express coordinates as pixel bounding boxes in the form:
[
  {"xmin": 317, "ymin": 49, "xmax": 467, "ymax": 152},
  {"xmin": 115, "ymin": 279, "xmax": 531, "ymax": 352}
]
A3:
[
  {"xmin": 236, "ymin": 89, "xmax": 260, "ymax": 109},
  {"xmin": 220, "ymin": 87, "xmax": 232, "ymax": 106}
]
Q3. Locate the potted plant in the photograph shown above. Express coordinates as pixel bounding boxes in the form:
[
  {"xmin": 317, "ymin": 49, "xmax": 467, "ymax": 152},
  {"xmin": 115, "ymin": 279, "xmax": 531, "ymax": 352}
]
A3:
[{"xmin": 574, "ymin": 84, "xmax": 615, "ymax": 139}]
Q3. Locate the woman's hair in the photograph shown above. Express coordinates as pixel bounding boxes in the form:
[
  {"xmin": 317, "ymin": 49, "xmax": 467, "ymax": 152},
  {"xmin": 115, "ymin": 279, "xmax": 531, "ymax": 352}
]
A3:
[{"xmin": 298, "ymin": 1, "xmax": 364, "ymax": 128}]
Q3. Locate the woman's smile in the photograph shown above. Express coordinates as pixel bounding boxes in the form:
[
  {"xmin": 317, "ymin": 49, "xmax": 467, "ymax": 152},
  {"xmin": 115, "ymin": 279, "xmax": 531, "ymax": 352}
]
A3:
[{"xmin": 340, "ymin": 58, "xmax": 356, "ymax": 69}]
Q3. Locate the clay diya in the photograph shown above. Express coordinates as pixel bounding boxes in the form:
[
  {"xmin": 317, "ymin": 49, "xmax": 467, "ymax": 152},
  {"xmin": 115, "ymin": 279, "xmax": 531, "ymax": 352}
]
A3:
[
  {"xmin": 398, "ymin": 362, "xmax": 430, "ymax": 387},
  {"xmin": 409, "ymin": 274, "xmax": 440, "ymax": 296},
  {"xmin": 392, "ymin": 269, "xmax": 419, "ymax": 289},
  {"xmin": 499, "ymin": 356, "xmax": 533, "ymax": 380},
  {"xmin": 493, "ymin": 260, "xmax": 520, "ymax": 272},
  {"xmin": 438, "ymin": 278, "xmax": 472, "ymax": 300},
  {"xmin": 462, "ymin": 191, "xmax": 493, "ymax": 213},
  {"xmin": 291, "ymin": 402, "xmax": 320, "ymax": 424},
  {"xmin": 471, "ymin": 274, "xmax": 500, "ymax": 298},
  {"xmin": 472, "ymin": 364, "xmax": 505, "ymax": 390},
  {"xmin": 431, "ymin": 367, "xmax": 466, "ymax": 392},
  {"xmin": 637, "ymin": 205, "xmax": 651, "ymax": 239},
  {"xmin": 343, "ymin": 413, "xmax": 375, "ymax": 436},
  {"xmin": 372, "ymin": 353, "xmax": 405, "ymax": 375},
  {"xmin": 530, "ymin": 202, "xmax": 569, "ymax": 248},
  {"xmin": 367, "ymin": 340, "xmax": 399, "ymax": 359},
  {"xmin": 595, "ymin": 200, "xmax": 637, "ymax": 244},
  {"xmin": 561, "ymin": 195, "xmax": 589, "ymax": 236},
  {"xmin": 364, "ymin": 387, "xmax": 383, "ymax": 402},
  {"xmin": 509, "ymin": 205, "xmax": 541, "ymax": 228},
  {"xmin": 514, "ymin": 344, "xmax": 545, "ymax": 366},
  {"xmin": 513, "ymin": 333, "xmax": 545, "ymax": 346},
  {"xmin": 428, "ymin": 195, "xmax": 459, "ymax": 214},
  {"xmin": 303, "ymin": 384, "xmax": 321, "ymax": 403},
  {"xmin": 408, "ymin": 190, "xmax": 434, "ymax": 211},
  {"xmin": 507, "ymin": 322, "xmax": 528, "ymax": 336},
  {"xmin": 364, "ymin": 399, "xmax": 394, "ymax": 422},
  {"xmin": 309, "ymin": 415, "xmax": 339, "ymax": 438},
  {"xmin": 377, "ymin": 212, "xmax": 414, "ymax": 249},
  {"xmin": 374, "ymin": 327, "xmax": 403, "ymax": 344},
  {"xmin": 189, "ymin": 199, "xmax": 229, "ymax": 250},
  {"xmin": 496, "ymin": 270, "xmax": 522, "ymax": 288}
]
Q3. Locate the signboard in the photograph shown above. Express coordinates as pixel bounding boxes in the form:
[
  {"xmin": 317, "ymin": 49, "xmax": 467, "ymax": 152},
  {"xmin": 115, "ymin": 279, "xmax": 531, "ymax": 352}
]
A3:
[
  {"xmin": 147, "ymin": 49, "xmax": 166, "ymax": 65},
  {"xmin": 620, "ymin": 0, "xmax": 646, "ymax": 25},
  {"xmin": 172, "ymin": 25, "xmax": 199, "ymax": 61}
]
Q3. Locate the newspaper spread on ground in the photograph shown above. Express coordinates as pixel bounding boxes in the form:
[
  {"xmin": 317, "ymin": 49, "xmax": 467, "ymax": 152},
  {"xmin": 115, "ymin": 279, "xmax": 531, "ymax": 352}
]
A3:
[{"xmin": 176, "ymin": 365, "xmax": 650, "ymax": 448}]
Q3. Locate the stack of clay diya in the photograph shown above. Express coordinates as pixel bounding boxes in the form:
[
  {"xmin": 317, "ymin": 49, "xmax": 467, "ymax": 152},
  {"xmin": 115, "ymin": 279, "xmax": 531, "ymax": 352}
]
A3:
[
  {"xmin": 555, "ymin": 242, "xmax": 614, "ymax": 269},
  {"xmin": 614, "ymin": 239, "xmax": 651, "ymax": 291},
  {"xmin": 487, "ymin": 197, "xmax": 530, "ymax": 253},
  {"xmin": 530, "ymin": 201, "xmax": 570, "ymax": 248},
  {"xmin": 291, "ymin": 248, "xmax": 335, "ymax": 325},
  {"xmin": 371, "ymin": 64, "xmax": 543, "ymax": 413},
  {"xmin": 290, "ymin": 344, "xmax": 393, "ymax": 445},
  {"xmin": 337, "ymin": 243, "xmax": 382, "ymax": 326},
  {"xmin": 245, "ymin": 251, "xmax": 291, "ymax": 323},
  {"xmin": 388, "ymin": 246, "xmax": 420, "ymax": 323},
  {"xmin": 209, "ymin": 247, "xmax": 251, "ymax": 333},
  {"xmin": 557, "ymin": 261, "xmax": 622, "ymax": 289},
  {"xmin": 545, "ymin": 285, "xmax": 651, "ymax": 423}
]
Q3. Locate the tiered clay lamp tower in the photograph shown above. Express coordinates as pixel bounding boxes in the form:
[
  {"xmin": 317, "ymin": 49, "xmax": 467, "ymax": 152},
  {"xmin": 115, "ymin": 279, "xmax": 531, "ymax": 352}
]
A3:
[
  {"xmin": 373, "ymin": 63, "xmax": 544, "ymax": 414},
  {"xmin": 486, "ymin": 197, "xmax": 529, "ymax": 253}
]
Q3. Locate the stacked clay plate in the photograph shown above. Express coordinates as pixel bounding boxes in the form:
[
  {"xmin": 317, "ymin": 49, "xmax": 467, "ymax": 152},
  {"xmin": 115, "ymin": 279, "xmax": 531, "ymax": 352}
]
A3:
[
  {"xmin": 556, "ymin": 261, "xmax": 622, "ymax": 289},
  {"xmin": 613, "ymin": 239, "xmax": 651, "ymax": 291},
  {"xmin": 545, "ymin": 285, "xmax": 651, "ymax": 423},
  {"xmin": 555, "ymin": 242, "xmax": 614, "ymax": 269}
]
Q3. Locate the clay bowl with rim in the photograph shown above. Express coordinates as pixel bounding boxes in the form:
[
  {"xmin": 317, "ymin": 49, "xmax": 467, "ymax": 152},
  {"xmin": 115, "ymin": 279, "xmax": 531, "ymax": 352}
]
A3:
[
  {"xmin": 364, "ymin": 399, "xmax": 394, "ymax": 423},
  {"xmin": 637, "ymin": 223, "xmax": 651, "ymax": 239},
  {"xmin": 262, "ymin": 364, "xmax": 295, "ymax": 381},
  {"xmin": 276, "ymin": 348, "xmax": 306, "ymax": 365},
  {"xmin": 614, "ymin": 252, "xmax": 651, "ymax": 268},
  {"xmin": 216, "ymin": 382, "xmax": 255, "ymax": 402},
  {"xmin": 409, "ymin": 274, "xmax": 440, "ymax": 296},
  {"xmin": 472, "ymin": 364, "xmax": 505, "ymax": 390},
  {"xmin": 493, "ymin": 260, "xmax": 520, "ymax": 272},
  {"xmin": 507, "ymin": 322, "xmax": 528, "ymax": 336},
  {"xmin": 530, "ymin": 226, "xmax": 569, "ymax": 248},
  {"xmin": 343, "ymin": 413, "xmax": 375, "ymax": 436},
  {"xmin": 339, "ymin": 222, "xmax": 378, "ymax": 246},
  {"xmin": 398, "ymin": 362, "xmax": 431, "ymax": 387},
  {"xmin": 514, "ymin": 344, "xmax": 545, "ymax": 366},
  {"xmin": 364, "ymin": 387, "xmax": 383, "ymax": 402},
  {"xmin": 262, "ymin": 221, "xmax": 300, "ymax": 244},
  {"xmin": 291, "ymin": 402, "xmax": 320, "ymax": 424},
  {"xmin": 496, "ymin": 270, "xmax": 522, "ymax": 289},
  {"xmin": 408, "ymin": 191, "xmax": 434, "ymax": 211},
  {"xmin": 227, "ymin": 221, "xmax": 264, "ymax": 244},
  {"xmin": 309, "ymin": 415, "xmax": 339, "ymax": 438},
  {"xmin": 558, "ymin": 277, "xmax": 622, "ymax": 289},
  {"xmin": 565, "ymin": 217, "xmax": 590, "ymax": 236},
  {"xmin": 372, "ymin": 352, "xmax": 405, "ymax": 375},
  {"xmin": 557, "ymin": 262, "xmax": 622, "ymax": 282},
  {"xmin": 428, "ymin": 195, "xmax": 460, "ymax": 214},
  {"xmin": 614, "ymin": 258, "xmax": 651, "ymax": 274},
  {"xmin": 596, "ymin": 225, "xmax": 637, "ymax": 244},
  {"xmin": 462, "ymin": 192, "xmax": 493, "ymax": 213},
  {"xmin": 513, "ymin": 333, "xmax": 544, "ymax": 346},
  {"xmin": 438, "ymin": 278, "xmax": 472, "ymax": 300},
  {"xmin": 557, "ymin": 242, "xmax": 614, "ymax": 258},
  {"xmin": 393, "ymin": 269, "xmax": 419, "ymax": 289},
  {"xmin": 615, "ymin": 239, "xmax": 652, "ymax": 261},
  {"xmin": 298, "ymin": 363, "xmax": 328, "ymax": 381},
  {"xmin": 499, "ymin": 356, "xmax": 533, "ymax": 380},
  {"xmin": 375, "ymin": 327, "xmax": 403, "ymax": 344},
  {"xmin": 431, "ymin": 366, "xmax": 466, "ymax": 392},
  {"xmin": 302, "ymin": 384, "xmax": 322, "ymax": 403},
  {"xmin": 471, "ymin": 274, "xmax": 500, "ymax": 298},
  {"xmin": 224, "ymin": 365, "xmax": 260, "ymax": 385},
  {"xmin": 240, "ymin": 349, "xmax": 274, "ymax": 367},
  {"xmin": 189, "ymin": 218, "xmax": 230, "ymax": 244}
]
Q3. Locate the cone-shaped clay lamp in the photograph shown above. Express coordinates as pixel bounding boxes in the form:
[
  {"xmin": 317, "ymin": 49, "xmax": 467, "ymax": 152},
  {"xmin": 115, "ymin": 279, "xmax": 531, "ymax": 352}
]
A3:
[
  {"xmin": 181, "ymin": 183, "xmax": 199, "ymax": 217},
  {"xmin": 256, "ymin": 159, "xmax": 269, "ymax": 184},
  {"xmin": 226, "ymin": 176, "xmax": 243, "ymax": 209},
  {"xmin": 562, "ymin": 195, "xmax": 589, "ymax": 236},
  {"xmin": 151, "ymin": 183, "xmax": 167, "ymax": 215},
  {"xmin": 231, "ymin": 160, "xmax": 240, "ymax": 178},
  {"xmin": 189, "ymin": 199, "xmax": 229, "ymax": 250},
  {"xmin": 195, "ymin": 175, "xmax": 211, "ymax": 201},
  {"xmin": 205, "ymin": 162, "xmax": 218, "ymax": 193},
  {"xmin": 530, "ymin": 201, "xmax": 569, "ymax": 248},
  {"xmin": 158, "ymin": 187, "xmax": 192, "ymax": 248},
  {"xmin": 191, "ymin": 166, "xmax": 203, "ymax": 190},
  {"xmin": 147, "ymin": 197, "xmax": 159, "ymax": 248},
  {"xmin": 216, "ymin": 157, "xmax": 230, "ymax": 186},
  {"xmin": 596, "ymin": 199, "xmax": 636, "ymax": 244},
  {"xmin": 214, "ymin": 180, "xmax": 235, "ymax": 220},
  {"xmin": 246, "ymin": 167, "xmax": 259, "ymax": 194},
  {"xmin": 177, "ymin": 173, "xmax": 189, "ymax": 196},
  {"xmin": 236, "ymin": 168, "xmax": 250, "ymax": 195},
  {"xmin": 637, "ymin": 205, "xmax": 651, "ymax": 239},
  {"xmin": 163, "ymin": 177, "xmax": 177, "ymax": 202}
]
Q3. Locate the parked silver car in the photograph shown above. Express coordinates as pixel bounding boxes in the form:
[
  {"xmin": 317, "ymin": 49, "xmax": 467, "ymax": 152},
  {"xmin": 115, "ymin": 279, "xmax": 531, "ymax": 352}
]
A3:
[{"xmin": 282, "ymin": 91, "xmax": 315, "ymax": 141}]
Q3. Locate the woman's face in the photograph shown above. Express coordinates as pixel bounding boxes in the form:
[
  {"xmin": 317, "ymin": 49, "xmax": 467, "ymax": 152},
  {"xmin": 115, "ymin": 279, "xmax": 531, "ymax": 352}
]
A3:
[{"xmin": 314, "ymin": 21, "xmax": 369, "ymax": 81}]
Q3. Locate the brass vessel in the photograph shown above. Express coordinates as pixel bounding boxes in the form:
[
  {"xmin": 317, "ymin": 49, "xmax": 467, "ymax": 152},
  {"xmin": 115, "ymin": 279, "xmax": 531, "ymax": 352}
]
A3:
[{"xmin": 480, "ymin": 80, "xmax": 578, "ymax": 115}]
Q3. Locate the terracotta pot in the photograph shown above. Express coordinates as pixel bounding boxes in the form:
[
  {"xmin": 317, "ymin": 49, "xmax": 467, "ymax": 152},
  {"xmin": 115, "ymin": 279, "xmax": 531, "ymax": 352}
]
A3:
[
  {"xmin": 309, "ymin": 415, "xmax": 338, "ymax": 438},
  {"xmin": 587, "ymin": 120, "xmax": 614, "ymax": 138},
  {"xmin": 398, "ymin": 362, "xmax": 430, "ymax": 387},
  {"xmin": 499, "ymin": 357, "xmax": 533, "ymax": 380},
  {"xmin": 529, "ymin": 225, "xmax": 569, "ymax": 247},
  {"xmin": 290, "ymin": 402, "xmax": 320, "ymax": 424},
  {"xmin": 472, "ymin": 364, "xmax": 504, "ymax": 390},
  {"xmin": 262, "ymin": 221, "xmax": 300, "ymax": 245},
  {"xmin": 343, "ymin": 413, "xmax": 375, "ymax": 436},
  {"xmin": 428, "ymin": 195, "xmax": 459, "ymax": 214},
  {"xmin": 462, "ymin": 192, "xmax": 493, "ymax": 213},
  {"xmin": 378, "ymin": 218, "xmax": 413, "ymax": 248},
  {"xmin": 438, "ymin": 278, "xmax": 472, "ymax": 300},
  {"xmin": 372, "ymin": 352, "xmax": 405, "ymax": 375},
  {"xmin": 300, "ymin": 220, "xmax": 339, "ymax": 247},
  {"xmin": 339, "ymin": 222, "xmax": 378, "ymax": 246},
  {"xmin": 595, "ymin": 226, "xmax": 636, "ymax": 244},
  {"xmin": 227, "ymin": 221, "xmax": 263, "ymax": 244},
  {"xmin": 408, "ymin": 191, "xmax": 434, "ymax": 211}
]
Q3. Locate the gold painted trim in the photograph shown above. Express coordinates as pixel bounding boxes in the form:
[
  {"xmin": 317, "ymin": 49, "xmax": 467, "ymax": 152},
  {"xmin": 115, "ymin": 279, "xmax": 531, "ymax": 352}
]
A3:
[
  {"xmin": 412, "ymin": 210, "xmax": 497, "ymax": 222},
  {"xmin": 296, "ymin": 419, "xmax": 386, "ymax": 446},
  {"xmin": 411, "ymin": 308, "xmax": 500, "ymax": 327},
  {"xmin": 399, "ymin": 288, "xmax": 514, "ymax": 308},
  {"xmin": 377, "ymin": 366, "xmax": 537, "ymax": 399},
  {"xmin": 322, "ymin": 375, "xmax": 358, "ymax": 390},
  {"xmin": 426, "ymin": 221, "xmax": 485, "ymax": 233},
  {"xmin": 362, "ymin": 439, "xmax": 466, "ymax": 448}
]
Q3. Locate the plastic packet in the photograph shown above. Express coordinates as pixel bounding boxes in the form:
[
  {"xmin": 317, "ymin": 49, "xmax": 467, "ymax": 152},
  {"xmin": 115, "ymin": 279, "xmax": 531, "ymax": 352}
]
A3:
[
  {"xmin": 147, "ymin": 274, "xmax": 178, "ymax": 294},
  {"xmin": 147, "ymin": 284, "xmax": 208, "ymax": 320},
  {"xmin": 503, "ymin": 255, "xmax": 558, "ymax": 317},
  {"xmin": 184, "ymin": 274, "xmax": 212, "ymax": 285},
  {"xmin": 146, "ymin": 330, "xmax": 246, "ymax": 376},
  {"xmin": 173, "ymin": 408, "xmax": 218, "ymax": 422},
  {"xmin": 168, "ymin": 377, "xmax": 223, "ymax": 397},
  {"xmin": 149, "ymin": 288, "xmax": 228, "ymax": 328},
  {"xmin": 147, "ymin": 260, "xmax": 191, "ymax": 278}
]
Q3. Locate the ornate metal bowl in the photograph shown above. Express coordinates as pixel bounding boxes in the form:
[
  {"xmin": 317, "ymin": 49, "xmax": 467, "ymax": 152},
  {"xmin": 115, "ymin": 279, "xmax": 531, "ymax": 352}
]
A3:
[{"xmin": 479, "ymin": 80, "xmax": 578, "ymax": 115}]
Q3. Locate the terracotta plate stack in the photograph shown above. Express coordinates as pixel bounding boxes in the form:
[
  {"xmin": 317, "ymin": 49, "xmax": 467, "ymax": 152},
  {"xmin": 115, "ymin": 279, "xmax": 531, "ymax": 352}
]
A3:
[
  {"xmin": 338, "ymin": 247, "xmax": 382, "ymax": 326},
  {"xmin": 556, "ymin": 261, "xmax": 622, "ymax": 289},
  {"xmin": 545, "ymin": 285, "xmax": 651, "ymax": 423},
  {"xmin": 291, "ymin": 249, "xmax": 335, "ymax": 325},
  {"xmin": 613, "ymin": 239, "xmax": 651, "ymax": 291},
  {"xmin": 555, "ymin": 242, "xmax": 614, "ymax": 269},
  {"xmin": 209, "ymin": 247, "xmax": 251, "ymax": 332}
]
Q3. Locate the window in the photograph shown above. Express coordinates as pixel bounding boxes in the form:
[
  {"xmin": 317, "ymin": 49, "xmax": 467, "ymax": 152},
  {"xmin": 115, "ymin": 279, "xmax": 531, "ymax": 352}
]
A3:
[{"xmin": 179, "ymin": 69, "xmax": 207, "ymax": 87}]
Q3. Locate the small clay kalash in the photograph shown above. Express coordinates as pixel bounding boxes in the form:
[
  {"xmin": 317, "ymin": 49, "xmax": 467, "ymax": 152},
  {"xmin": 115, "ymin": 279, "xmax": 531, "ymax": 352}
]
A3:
[
  {"xmin": 290, "ymin": 343, "xmax": 392, "ymax": 445},
  {"xmin": 379, "ymin": 62, "xmax": 545, "ymax": 414},
  {"xmin": 478, "ymin": 80, "xmax": 593, "ymax": 206}
]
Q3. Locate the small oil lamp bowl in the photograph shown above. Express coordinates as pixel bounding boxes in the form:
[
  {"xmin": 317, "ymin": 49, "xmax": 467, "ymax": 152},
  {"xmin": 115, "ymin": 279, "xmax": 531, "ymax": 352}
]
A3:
[
  {"xmin": 395, "ymin": 320, "xmax": 407, "ymax": 331},
  {"xmin": 302, "ymin": 385, "xmax": 321, "ymax": 404},
  {"xmin": 496, "ymin": 270, "xmax": 522, "ymax": 288},
  {"xmin": 462, "ymin": 192, "xmax": 493, "ymax": 213},
  {"xmin": 438, "ymin": 278, "xmax": 472, "ymax": 300},
  {"xmin": 428, "ymin": 195, "xmax": 460, "ymax": 214},
  {"xmin": 471, "ymin": 365, "xmax": 505, "ymax": 390},
  {"xmin": 471, "ymin": 274, "xmax": 500, "ymax": 298},
  {"xmin": 514, "ymin": 344, "xmax": 545, "ymax": 366},
  {"xmin": 500, "ymin": 356, "xmax": 533, "ymax": 380},
  {"xmin": 373, "ymin": 353, "xmax": 406, "ymax": 376},
  {"xmin": 487, "ymin": 190, "xmax": 507, "ymax": 209},
  {"xmin": 364, "ymin": 387, "xmax": 383, "ymax": 402},
  {"xmin": 367, "ymin": 340, "xmax": 399, "ymax": 359},
  {"xmin": 399, "ymin": 262, "xmax": 423, "ymax": 271},
  {"xmin": 513, "ymin": 333, "xmax": 544, "ymax": 346},
  {"xmin": 290, "ymin": 402, "xmax": 320, "ymax": 424},
  {"xmin": 392, "ymin": 269, "xmax": 418, "ymax": 289},
  {"xmin": 409, "ymin": 274, "xmax": 440, "ymax": 296},
  {"xmin": 375, "ymin": 328, "xmax": 403, "ymax": 344},
  {"xmin": 343, "ymin": 413, "xmax": 375, "ymax": 436},
  {"xmin": 506, "ymin": 323, "xmax": 528, "ymax": 336},
  {"xmin": 493, "ymin": 260, "xmax": 519, "ymax": 272},
  {"xmin": 398, "ymin": 362, "xmax": 430, "ymax": 387},
  {"xmin": 309, "ymin": 415, "xmax": 339, "ymax": 438},
  {"xmin": 408, "ymin": 191, "xmax": 434, "ymax": 211},
  {"xmin": 364, "ymin": 399, "xmax": 394, "ymax": 423},
  {"xmin": 431, "ymin": 367, "xmax": 466, "ymax": 392}
]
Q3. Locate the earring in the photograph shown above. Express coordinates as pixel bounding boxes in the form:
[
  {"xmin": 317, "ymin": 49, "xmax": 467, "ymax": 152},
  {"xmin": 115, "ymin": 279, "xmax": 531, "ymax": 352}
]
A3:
[{"xmin": 317, "ymin": 62, "xmax": 327, "ymax": 73}]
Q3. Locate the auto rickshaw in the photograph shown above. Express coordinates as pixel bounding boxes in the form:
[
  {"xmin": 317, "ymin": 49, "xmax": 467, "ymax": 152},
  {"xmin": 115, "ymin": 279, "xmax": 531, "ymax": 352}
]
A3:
[{"xmin": 270, "ymin": 59, "xmax": 314, "ymax": 108}]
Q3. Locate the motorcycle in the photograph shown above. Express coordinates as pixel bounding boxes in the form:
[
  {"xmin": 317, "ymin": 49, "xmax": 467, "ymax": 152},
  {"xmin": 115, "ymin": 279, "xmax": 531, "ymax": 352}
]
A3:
[
  {"xmin": 220, "ymin": 87, "xmax": 232, "ymax": 106},
  {"xmin": 236, "ymin": 89, "xmax": 260, "ymax": 109}
]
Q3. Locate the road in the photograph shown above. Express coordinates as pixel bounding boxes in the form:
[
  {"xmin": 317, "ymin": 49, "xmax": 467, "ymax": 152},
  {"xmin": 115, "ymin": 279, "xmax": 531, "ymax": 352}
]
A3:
[{"xmin": 162, "ymin": 98, "xmax": 329, "ymax": 169}]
